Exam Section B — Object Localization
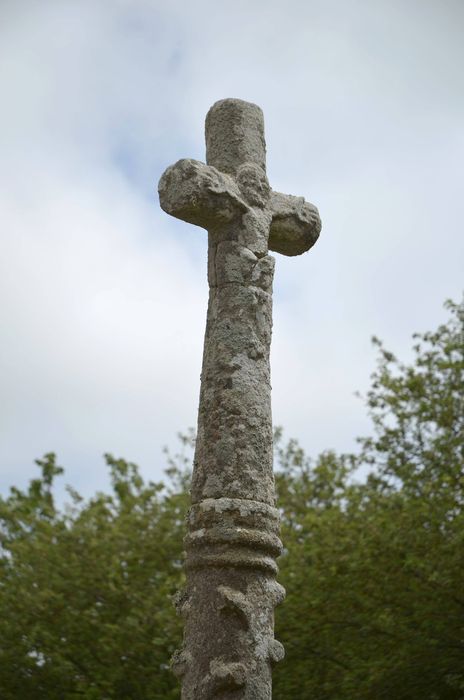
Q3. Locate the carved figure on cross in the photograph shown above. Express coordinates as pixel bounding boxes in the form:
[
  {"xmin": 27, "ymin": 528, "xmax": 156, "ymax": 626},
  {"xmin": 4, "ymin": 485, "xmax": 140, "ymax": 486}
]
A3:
[{"xmin": 159, "ymin": 99, "xmax": 320, "ymax": 260}]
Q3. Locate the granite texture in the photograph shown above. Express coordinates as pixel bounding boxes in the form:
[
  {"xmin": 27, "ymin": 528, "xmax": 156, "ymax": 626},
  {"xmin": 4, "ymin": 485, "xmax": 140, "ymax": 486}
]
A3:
[{"xmin": 158, "ymin": 98, "xmax": 321, "ymax": 699}]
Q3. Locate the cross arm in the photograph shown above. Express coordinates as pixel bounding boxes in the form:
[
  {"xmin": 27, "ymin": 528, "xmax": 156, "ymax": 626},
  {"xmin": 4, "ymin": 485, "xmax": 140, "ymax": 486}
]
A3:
[
  {"xmin": 158, "ymin": 158, "xmax": 247, "ymax": 230},
  {"xmin": 268, "ymin": 191, "xmax": 321, "ymax": 256}
]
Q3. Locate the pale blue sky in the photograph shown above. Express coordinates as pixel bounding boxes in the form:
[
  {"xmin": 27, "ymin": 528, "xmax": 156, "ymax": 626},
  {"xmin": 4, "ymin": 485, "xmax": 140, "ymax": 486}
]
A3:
[{"xmin": 1, "ymin": 0, "xmax": 463, "ymax": 499}]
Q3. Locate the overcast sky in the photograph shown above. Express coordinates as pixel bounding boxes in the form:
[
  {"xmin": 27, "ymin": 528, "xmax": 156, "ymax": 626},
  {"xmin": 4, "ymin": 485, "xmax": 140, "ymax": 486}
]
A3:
[{"xmin": 1, "ymin": 0, "xmax": 463, "ymax": 500}]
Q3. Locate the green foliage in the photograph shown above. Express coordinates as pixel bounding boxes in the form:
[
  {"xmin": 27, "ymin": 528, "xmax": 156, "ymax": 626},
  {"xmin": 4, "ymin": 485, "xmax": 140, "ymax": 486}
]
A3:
[
  {"xmin": 0, "ymin": 301, "xmax": 462, "ymax": 698},
  {"xmin": 273, "ymin": 299, "xmax": 464, "ymax": 699},
  {"xmin": 0, "ymin": 447, "xmax": 191, "ymax": 700}
]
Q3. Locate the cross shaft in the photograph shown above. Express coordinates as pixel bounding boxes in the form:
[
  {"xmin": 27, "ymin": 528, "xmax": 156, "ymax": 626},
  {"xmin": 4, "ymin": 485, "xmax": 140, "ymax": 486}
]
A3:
[{"xmin": 158, "ymin": 98, "xmax": 321, "ymax": 700}]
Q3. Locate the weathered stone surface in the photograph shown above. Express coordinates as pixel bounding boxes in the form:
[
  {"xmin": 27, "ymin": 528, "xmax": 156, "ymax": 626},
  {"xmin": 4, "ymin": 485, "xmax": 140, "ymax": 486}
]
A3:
[
  {"xmin": 206, "ymin": 99, "xmax": 267, "ymax": 176},
  {"xmin": 269, "ymin": 191, "xmax": 321, "ymax": 256},
  {"xmin": 158, "ymin": 98, "xmax": 321, "ymax": 699},
  {"xmin": 159, "ymin": 159, "xmax": 246, "ymax": 229}
]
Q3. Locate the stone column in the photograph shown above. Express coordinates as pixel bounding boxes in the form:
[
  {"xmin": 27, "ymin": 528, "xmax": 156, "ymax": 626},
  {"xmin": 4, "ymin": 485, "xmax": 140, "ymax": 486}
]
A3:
[{"xmin": 158, "ymin": 98, "xmax": 321, "ymax": 699}]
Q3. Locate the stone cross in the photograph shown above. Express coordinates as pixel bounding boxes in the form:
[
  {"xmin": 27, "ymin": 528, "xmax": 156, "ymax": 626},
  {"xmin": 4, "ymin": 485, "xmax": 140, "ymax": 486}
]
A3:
[{"xmin": 158, "ymin": 99, "xmax": 321, "ymax": 700}]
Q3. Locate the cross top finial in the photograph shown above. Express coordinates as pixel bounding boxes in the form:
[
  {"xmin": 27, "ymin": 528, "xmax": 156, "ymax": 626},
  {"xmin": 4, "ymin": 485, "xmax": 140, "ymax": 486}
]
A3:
[
  {"xmin": 205, "ymin": 99, "xmax": 266, "ymax": 176},
  {"xmin": 159, "ymin": 98, "xmax": 321, "ymax": 257}
]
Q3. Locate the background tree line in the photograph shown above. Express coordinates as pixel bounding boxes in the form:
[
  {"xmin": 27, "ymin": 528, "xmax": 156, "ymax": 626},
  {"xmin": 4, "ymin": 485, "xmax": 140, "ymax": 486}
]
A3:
[{"xmin": 1, "ymin": 300, "xmax": 463, "ymax": 699}]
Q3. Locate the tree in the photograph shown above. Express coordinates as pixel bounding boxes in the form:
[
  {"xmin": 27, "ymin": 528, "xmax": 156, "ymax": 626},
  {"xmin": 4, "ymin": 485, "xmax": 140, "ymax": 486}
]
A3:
[
  {"xmin": 0, "ymin": 300, "xmax": 463, "ymax": 699},
  {"xmin": 0, "ymin": 443, "xmax": 192, "ymax": 700},
  {"xmin": 273, "ymin": 299, "xmax": 464, "ymax": 699}
]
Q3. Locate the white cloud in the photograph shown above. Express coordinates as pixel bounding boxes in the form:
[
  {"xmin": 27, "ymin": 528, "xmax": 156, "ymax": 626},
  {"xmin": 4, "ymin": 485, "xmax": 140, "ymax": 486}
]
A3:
[{"xmin": 0, "ymin": 0, "xmax": 463, "ymax": 500}]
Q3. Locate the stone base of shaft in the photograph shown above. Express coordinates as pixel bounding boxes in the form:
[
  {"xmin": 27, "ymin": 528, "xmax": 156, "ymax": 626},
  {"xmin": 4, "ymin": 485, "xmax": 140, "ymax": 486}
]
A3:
[
  {"xmin": 186, "ymin": 497, "xmax": 282, "ymax": 574},
  {"xmin": 172, "ymin": 497, "xmax": 285, "ymax": 700}
]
